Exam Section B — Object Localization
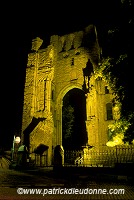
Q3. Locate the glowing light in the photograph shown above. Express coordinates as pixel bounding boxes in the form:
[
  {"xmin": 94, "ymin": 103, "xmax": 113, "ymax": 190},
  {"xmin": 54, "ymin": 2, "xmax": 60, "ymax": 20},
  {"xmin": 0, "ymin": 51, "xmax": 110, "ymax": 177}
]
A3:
[
  {"xmin": 106, "ymin": 141, "xmax": 116, "ymax": 147},
  {"xmin": 14, "ymin": 136, "xmax": 21, "ymax": 144},
  {"xmin": 106, "ymin": 133, "xmax": 124, "ymax": 147},
  {"xmin": 114, "ymin": 105, "xmax": 119, "ymax": 112}
]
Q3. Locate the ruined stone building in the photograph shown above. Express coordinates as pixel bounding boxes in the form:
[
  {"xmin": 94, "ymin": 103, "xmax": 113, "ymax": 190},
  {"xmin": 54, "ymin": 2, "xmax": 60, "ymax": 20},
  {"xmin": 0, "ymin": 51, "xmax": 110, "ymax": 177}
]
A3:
[{"xmin": 21, "ymin": 24, "xmax": 129, "ymax": 166}]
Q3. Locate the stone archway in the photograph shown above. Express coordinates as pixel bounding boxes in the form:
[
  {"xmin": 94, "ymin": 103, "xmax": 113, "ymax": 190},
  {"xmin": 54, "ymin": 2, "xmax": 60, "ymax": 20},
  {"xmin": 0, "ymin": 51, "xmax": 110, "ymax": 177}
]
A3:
[{"xmin": 54, "ymin": 84, "xmax": 88, "ymax": 150}]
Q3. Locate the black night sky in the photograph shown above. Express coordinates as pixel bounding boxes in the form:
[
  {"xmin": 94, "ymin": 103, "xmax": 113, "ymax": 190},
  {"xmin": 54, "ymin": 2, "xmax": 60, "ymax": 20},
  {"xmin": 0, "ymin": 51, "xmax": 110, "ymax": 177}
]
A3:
[{"xmin": 1, "ymin": 1, "xmax": 132, "ymax": 149}]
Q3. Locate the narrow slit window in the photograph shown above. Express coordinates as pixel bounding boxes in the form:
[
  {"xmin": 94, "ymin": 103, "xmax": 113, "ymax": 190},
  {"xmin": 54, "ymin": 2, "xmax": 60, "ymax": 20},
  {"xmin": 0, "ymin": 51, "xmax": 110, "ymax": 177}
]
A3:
[
  {"xmin": 51, "ymin": 90, "xmax": 54, "ymax": 101},
  {"xmin": 44, "ymin": 80, "xmax": 47, "ymax": 109},
  {"xmin": 106, "ymin": 103, "xmax": 113, "ymax": 120},
  {"xmin": 71, "ymin": 58, "xmax": 74, "ymax": 66}
]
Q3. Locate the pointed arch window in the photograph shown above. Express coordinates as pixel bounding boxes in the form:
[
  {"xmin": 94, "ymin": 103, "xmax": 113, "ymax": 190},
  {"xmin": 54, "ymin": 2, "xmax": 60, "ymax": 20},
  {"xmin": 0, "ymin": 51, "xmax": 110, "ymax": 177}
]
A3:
[{"xmin": 105, "ymin": 86, "xmax": 109, "ymax": 94}]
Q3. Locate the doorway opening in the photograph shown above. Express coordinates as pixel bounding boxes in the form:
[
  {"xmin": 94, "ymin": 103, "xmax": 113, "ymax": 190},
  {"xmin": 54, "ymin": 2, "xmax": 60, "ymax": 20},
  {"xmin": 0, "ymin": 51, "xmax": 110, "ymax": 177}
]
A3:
[{"xmin": 62, "ymin": 88, "xmax": 87, "ymax": 150}]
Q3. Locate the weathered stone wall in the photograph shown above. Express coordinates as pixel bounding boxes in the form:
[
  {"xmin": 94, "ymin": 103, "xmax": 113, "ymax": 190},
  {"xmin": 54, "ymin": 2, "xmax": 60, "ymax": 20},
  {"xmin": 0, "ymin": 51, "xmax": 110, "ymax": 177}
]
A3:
[
  {"xmin": 30, "ymin": 115, "xmax": 53, "ymax": 166},
  {"xmin": 96, "ymin": 79, "xmax": 114, "ymax": 146},
  {"xmin": 85, "ymin": 74, "xmax": 115, "ymax": 148},
  {"xmin": 21, "ymin": 41, "xmax": 55, "ymax": 165},
  {"xmin": 49, "ymin": 25, "xmax": 100, "ymax": 148},
  {"xmin": 21, "ymin": 61, "xmax": 35, "ymax": 137}
]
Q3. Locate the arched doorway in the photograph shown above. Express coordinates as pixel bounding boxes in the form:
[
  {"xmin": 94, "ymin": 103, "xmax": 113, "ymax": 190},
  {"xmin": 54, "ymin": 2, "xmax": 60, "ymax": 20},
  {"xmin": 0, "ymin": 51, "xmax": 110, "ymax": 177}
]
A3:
[{"xmin": 62, "ymin": 88, "xmax": 87, "ymax": 150}]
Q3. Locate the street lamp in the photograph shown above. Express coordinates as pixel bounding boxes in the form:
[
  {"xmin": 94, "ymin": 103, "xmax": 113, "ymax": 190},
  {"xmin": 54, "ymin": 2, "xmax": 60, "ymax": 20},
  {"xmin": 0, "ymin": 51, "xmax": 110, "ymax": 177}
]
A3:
[
  {"xmin": 15, "ymin": 136, "xmax": 21, "ymax": 144},
  {"xmin": 11, "ymin": 135, "xmax": 21, "ymax": 161}
]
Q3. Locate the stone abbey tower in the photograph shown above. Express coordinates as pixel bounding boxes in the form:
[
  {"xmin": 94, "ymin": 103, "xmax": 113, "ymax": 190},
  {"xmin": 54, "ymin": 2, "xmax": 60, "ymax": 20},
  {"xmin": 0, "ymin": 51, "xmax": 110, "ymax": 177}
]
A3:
[{"xmin": 21, "ymin": 24, "xmax": 117, "ymax": 166}]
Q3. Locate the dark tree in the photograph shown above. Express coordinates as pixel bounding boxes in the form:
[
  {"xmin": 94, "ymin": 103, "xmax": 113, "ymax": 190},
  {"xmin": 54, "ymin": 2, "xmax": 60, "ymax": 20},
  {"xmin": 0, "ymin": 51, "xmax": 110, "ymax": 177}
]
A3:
[
  {"xmin": 62, "ymin": 105, "xmax": 74, "ymax": 150},
  {"xmin": 95, "ymin": 0, "xmax": 134, "ymax": 143}
]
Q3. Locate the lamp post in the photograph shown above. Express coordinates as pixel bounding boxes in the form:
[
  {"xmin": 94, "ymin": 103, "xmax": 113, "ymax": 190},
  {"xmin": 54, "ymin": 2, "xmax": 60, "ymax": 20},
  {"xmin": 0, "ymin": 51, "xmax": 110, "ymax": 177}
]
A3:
[{"xmin": 11, "ymin": 135, "xmax": 21, "ymax": 161}]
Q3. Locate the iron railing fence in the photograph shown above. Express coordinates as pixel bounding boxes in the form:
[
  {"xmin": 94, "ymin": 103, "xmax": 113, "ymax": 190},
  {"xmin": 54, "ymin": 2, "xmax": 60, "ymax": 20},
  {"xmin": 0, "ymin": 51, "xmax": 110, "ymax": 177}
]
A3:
[
  {"xmin": 64, "ymin": 150, "xmax": 84, "ymax": 165},
  {"xmin": 64, "ymin": 145, "xmax": 134, "ymax": 167},
  {"xmin": 8, "ymin": 145, "xmax": 134, "ymax": 167}
]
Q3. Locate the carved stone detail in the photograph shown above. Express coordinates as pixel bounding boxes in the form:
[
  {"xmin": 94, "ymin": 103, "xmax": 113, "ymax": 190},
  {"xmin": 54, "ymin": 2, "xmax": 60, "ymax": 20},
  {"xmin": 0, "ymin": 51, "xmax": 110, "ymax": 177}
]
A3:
[{"xmin": 31, "ymin": 37, "xmax": 43, "ymax": 52}]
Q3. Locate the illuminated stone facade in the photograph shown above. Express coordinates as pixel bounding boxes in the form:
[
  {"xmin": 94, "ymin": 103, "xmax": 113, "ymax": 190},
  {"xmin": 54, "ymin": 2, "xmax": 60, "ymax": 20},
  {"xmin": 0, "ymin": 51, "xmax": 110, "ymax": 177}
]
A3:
[{"xmin": 21, "ymin": 25, "xmax": 117, "ymax": 166}]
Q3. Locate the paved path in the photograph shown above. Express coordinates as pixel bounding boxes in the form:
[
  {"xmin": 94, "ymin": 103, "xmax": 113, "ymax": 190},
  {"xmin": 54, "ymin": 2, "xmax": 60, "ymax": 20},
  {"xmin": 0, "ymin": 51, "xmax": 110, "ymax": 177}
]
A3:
[
  {"xmin": 0, "ymin": 157, "xmax": 10, "ymax": 169},
  {"xmin": 0, "ymin": 168, "xmax": 134, "ymax": 199}
]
